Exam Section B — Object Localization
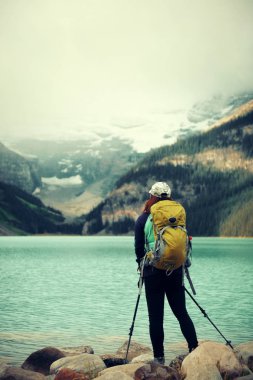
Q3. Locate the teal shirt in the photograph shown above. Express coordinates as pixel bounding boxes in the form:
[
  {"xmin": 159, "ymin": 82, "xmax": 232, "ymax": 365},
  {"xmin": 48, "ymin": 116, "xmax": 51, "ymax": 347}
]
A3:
[{"xmin": 144, "ymin": 214, "xmax": 155, "ymax": 253}]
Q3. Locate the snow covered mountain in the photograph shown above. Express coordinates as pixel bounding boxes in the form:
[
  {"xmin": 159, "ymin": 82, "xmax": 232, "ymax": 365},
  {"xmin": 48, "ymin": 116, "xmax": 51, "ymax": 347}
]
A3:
[
  {"xmin": 82, "ymin": 99, "xmax": 253, "ymax": 237},
  {"xmin": 5, "ymin": 92, "xmax": 253, "ymax": 154},
  {"xmin": 3, "ymin": 92, "xmax": 253, "ymax": 218}
]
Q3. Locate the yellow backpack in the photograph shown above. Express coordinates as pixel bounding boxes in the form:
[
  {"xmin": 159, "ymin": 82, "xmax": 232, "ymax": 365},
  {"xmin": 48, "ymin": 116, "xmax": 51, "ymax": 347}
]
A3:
[{"xmin": 150, "ymin": 200, "xmax": 188, "ymax": 271}]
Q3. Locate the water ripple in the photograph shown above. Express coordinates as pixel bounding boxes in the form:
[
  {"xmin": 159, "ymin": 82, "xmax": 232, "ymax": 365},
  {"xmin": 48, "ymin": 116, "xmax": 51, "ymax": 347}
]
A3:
[{"xmin": 0, "ymin": 236, "xmax": 252, "ymax": 364}]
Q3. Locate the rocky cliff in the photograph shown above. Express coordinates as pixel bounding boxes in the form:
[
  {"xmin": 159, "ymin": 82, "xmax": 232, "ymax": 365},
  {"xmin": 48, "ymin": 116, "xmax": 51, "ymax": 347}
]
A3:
[{"xmin": 0, "ymin": 142, "xmax": 41, "ymax": 193}]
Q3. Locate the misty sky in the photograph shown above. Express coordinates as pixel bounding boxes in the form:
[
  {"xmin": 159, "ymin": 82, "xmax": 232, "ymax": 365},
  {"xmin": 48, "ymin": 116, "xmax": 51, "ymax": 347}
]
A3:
[{"xmin": 0, "ymin": 0, "xmax": 253, "ymax": 140}]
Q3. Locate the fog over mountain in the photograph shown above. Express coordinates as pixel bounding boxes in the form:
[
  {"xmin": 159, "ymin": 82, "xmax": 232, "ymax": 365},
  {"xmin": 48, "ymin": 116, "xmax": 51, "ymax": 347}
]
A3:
[{"xmin": 1, "ymin": 0, "xmax": 253, "ymax": 151}]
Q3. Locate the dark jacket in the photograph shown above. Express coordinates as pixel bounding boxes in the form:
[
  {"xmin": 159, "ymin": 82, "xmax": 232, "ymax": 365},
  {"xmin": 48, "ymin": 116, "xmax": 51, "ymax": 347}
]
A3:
[
  {"xmin": 134, "ymin": 212, "xmax": 160, "ymax": 277},
  {"xmin": 134, "ymin": 212, "xmax": 149, "ymax": 265}
]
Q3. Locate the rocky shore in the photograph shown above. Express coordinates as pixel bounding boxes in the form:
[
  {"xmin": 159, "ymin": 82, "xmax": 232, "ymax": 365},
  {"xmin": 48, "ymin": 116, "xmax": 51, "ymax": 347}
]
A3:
[{"xmin": 0, "ymin": 340, "xmax": 253, "ymax": 380}]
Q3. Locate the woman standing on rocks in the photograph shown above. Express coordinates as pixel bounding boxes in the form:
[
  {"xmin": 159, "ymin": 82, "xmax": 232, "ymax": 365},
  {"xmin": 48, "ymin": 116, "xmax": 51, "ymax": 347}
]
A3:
[{"xmin": 134, "ymin": 182, "xmax": 198, "ymax": 364}]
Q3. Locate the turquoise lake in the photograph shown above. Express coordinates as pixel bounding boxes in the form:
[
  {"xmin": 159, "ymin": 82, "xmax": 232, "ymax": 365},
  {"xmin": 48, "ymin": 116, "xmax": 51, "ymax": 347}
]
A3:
[{"xmin": 0, "ymin": 236, "xmax": 252, "ymax": 365}]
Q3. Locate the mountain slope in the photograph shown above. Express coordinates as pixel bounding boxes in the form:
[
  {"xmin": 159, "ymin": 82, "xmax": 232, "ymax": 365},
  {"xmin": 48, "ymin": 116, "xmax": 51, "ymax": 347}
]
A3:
[
  {"xmin": 6, "ymin": 137, "xmax": 142, "ymax": 217},
  {"xmin": 3, "ymin": 92, "xmax": 252, "ymax": 218},
  {"xmin": 0, "ymin": 142, "xmax": 41, "ymax": 193},
  {"xmin": 0, "ymin": 181, "xmax": 82, "ymax": 235},
  {"xmin": 81, "ymin": 100, "xmax": 253, "ymax": 237}
]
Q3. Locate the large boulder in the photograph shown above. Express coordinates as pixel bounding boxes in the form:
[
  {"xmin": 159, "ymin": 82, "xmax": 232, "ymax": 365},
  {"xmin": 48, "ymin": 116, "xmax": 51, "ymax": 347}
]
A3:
[
  {"xmin": 98, "ymin": 363, "xmax": 144, "ymax": 378},
  {"xmin": 184, "ymin": 361, "xmax": 222, "ymax": 380},
  {"xmin": 50, "ymin": 353, "xmax": 105, "ymax": 379},
  {"xmin": 116, "ymin": 340, "xmax": 152, "ymax": 361},
  {"xmin": 235, "ymin": 342, "xmax": 253, "ymax": 371},
  {"xmin": 181, "ymin": 341, "xmax": 243, "ymax": 380},
  {"xmin": 22, "ymin": 347, "xmax": 65, "ymax": 375},
  {"xmin": 0, "ymin": 366, "xmax": 46, "ymax": 380},
  {"xmin": 54, "ymin": 368, "xmax": 88, "ymax": 380},
  {"xmin": 95, "ymin": 371, "xmax": 133, "ymax": 379},
  {"xmin": 131, "ymin": 354, "xmax": 154, "ymax": 364},
  {"xmin": 134, "ymin": 362, "xmax": 180, "ymax": 380}
]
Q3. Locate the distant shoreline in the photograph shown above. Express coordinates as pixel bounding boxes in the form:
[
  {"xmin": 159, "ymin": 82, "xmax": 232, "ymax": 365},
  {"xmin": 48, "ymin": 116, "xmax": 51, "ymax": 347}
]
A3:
[{"xmin": 0, "ymin": 234, "xmax": 253, "ymax": 238}]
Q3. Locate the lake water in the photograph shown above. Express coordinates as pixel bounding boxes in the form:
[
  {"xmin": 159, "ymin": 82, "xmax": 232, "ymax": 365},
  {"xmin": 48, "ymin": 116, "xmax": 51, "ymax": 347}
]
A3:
[{"xmin": 0, "ymin": 236, "xmax": 252, "ymax": 365}]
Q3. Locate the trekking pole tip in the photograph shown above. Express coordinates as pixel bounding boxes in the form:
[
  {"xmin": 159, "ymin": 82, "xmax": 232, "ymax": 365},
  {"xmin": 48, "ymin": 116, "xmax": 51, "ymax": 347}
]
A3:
[{"xmin": 226, "ymin": 341, "xmax": 234, "ymax": 350}]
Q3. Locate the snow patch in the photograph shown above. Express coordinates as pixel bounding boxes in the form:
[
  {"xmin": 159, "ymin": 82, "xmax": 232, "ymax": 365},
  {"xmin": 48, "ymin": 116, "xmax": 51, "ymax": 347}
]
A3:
[
  {"xmin": 76, "ymin": 164, "xmax": 83, "ymax": 171},
  {"xmin": 32, "ymin": 187, "xmax": 41, "ymax": 195},
  {"xmin": 221, "ymin": 105, "xmax": 234, "ymax": 115},
  {"xmin": 59, "ymin": 159, "xmax": 73, "ymax": 166},
  {"xmin": 42, "ymin": 175, "xmax": 83, "ymax": 186}
]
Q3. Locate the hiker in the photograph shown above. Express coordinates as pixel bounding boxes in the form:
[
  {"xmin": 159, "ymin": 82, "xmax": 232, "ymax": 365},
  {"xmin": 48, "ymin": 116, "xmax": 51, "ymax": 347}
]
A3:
[{"xmin": 134, "ymin": 182, "xmax": 198, "ymax": 364}]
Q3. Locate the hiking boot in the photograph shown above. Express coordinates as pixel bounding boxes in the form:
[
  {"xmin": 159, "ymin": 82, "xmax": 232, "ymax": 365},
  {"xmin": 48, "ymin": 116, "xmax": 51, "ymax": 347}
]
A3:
[{"xmin": 153, "ymin": 356, "xmax": 165, "ymax": 365}]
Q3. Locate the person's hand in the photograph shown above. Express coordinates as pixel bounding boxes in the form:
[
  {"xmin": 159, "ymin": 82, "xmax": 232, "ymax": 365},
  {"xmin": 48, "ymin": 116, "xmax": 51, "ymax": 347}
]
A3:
[
  {"xmin": 136, "ymin": 256, "xmax": 144, "ymax": 272},
  {"xmin": 139, "ymin": 257, "xmax": 146, "ymax": 271}
]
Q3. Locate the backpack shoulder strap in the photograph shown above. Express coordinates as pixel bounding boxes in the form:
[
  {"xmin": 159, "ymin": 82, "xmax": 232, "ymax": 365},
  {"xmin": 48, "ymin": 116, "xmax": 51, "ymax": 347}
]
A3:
[{"xmin": 144, "ymin": 214, "xmax": 155, "ymax": 252}]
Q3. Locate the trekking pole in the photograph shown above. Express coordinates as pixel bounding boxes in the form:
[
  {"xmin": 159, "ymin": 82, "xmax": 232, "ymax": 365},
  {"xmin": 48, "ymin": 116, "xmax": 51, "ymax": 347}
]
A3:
[
  {"xmin": 185, "ymin": 266, "xmax": 196, "ymax": 295},
  {"xmin": 184, "ymin": 286, "xmax": 234, "ymax": 350},
  {"xmin": 184, "ymin": 236, "xmax": 196, "ymax": 296},
  {"xmin": 125, "ymin": 257, "xmax": 146, "ymax": 363}
]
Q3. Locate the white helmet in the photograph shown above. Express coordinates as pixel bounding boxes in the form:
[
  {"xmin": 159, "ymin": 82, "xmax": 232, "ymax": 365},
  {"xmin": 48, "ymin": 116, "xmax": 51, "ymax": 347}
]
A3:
[{"xmin": 149, "ymin": 182, "xmax": 171, "ymax": 198}]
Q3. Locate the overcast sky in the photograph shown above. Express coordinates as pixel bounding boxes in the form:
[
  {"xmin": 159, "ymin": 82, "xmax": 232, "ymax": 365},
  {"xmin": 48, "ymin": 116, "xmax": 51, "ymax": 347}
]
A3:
[{"xmin": 0, "ymin": 0, "xmax": 253, "ymax": 140}]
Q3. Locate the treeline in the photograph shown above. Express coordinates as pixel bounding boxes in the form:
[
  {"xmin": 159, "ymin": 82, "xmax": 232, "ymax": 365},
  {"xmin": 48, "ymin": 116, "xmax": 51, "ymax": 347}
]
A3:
[
  {"xmin": 0, "ymin": 182, "xmax": 83, "ymax": 235},
  {"xmin": 186, "ymin": 171, "xmax": 253, "ymax": 236},
  {"xmin": 80, "ymin": 202, "xmax": 105, "ymax": 234},
  {"xmin": 219, "ymin": 189, "xmax": 253, "ymax": 236},
  {"xmin": 83, "ymin": 161, "xmax": 253, "ymax": 236}
]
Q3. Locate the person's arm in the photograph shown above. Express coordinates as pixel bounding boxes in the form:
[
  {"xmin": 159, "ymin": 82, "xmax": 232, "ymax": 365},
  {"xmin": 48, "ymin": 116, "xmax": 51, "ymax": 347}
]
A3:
[{"xmin": 134, "ymin": 213, "xmax": 148, "ymax": 265}]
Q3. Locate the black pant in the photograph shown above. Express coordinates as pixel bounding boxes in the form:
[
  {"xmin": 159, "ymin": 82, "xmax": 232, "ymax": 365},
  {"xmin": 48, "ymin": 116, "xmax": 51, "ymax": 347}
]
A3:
[{"xmin": 144, "ymin": 267, "xmax": 198, "ymax": 357}]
